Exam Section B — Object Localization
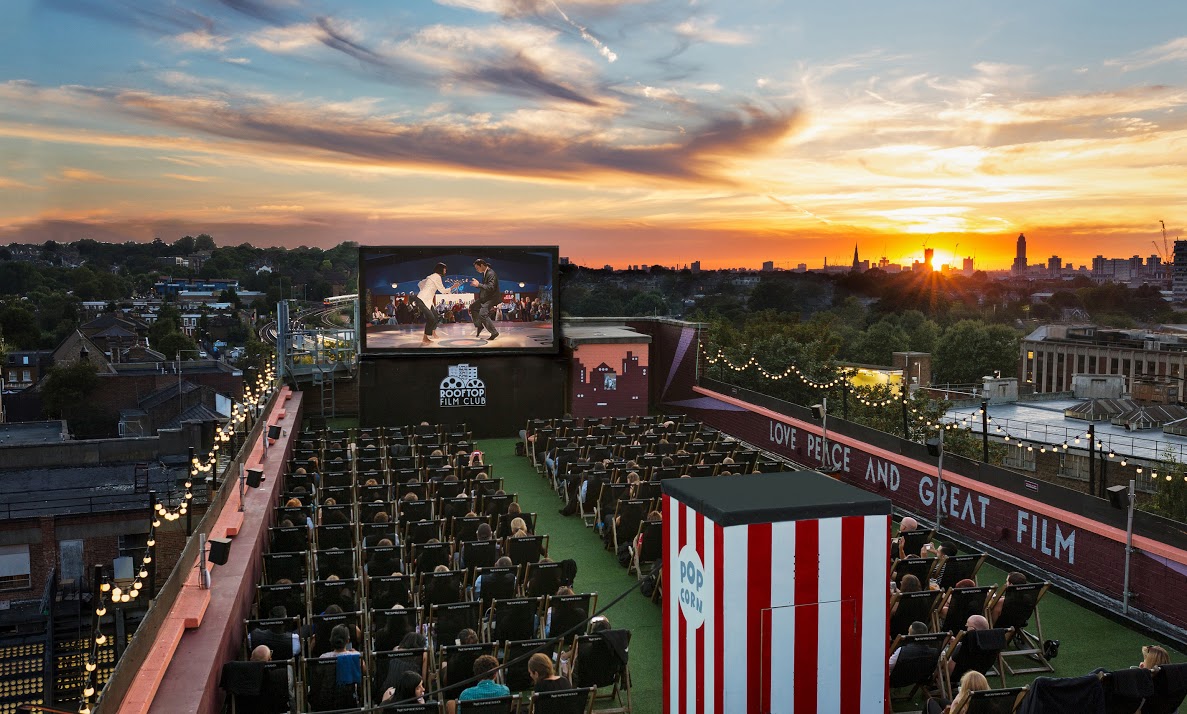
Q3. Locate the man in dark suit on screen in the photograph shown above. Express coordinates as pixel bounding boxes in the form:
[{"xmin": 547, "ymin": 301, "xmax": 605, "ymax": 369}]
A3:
[{"xmin": 470, "ymin": 258, "xmax": 500, "ymax": 341}]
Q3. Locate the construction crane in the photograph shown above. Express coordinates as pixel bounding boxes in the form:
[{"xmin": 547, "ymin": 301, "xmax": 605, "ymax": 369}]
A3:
[{"xmin": 1154, "ymin": 220, "xmax": 1172, "ymax": 263}]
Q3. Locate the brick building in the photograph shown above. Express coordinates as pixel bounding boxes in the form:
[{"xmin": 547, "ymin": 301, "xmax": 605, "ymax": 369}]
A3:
[{"xmin": 1021, "ymin": 324, "xmax": 1187, "ymax": 397}]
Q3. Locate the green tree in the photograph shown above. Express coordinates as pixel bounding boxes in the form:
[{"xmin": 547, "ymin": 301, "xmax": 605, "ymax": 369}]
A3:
[
  {"xmin": 848, "ymin": 318, "xmax": 909, "ymax": 365},
  {"xmin": 933, "ymin": 320, "xmax": 1020, "ymax": 384},
  {"xmin": 41, "ymin": 360, "xmax": 99, "ymax": 418},
  {"xmin": 194, "ymin": 234, "xmax": 216, "ymax": 252},
  {"xmin": 173, "ymin": 235, "xmax": 197, "ymax": 254},
  {"xmin": 625, "ymin": 291, "xmax": 669, "ymax": 316},
  {"xmin": 0, "ymin": 304, "xmax": 42, "ymax": 349},
  {"xmin": 155, "ymin": 332, "xmax": 199, "ymax": 361}
]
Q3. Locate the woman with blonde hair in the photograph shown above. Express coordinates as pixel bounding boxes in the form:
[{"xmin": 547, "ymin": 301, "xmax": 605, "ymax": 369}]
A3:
[
  {"xmin": 927, "ymin": 671, "xmax": 989, "ymax": 714},
  {"xmin": 1141, "ymin": 644, "xmax": 1171, "ymax": 669}
]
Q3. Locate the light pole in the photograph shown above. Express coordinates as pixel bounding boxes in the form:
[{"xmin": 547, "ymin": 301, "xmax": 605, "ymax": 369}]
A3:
[
  {"xmin": 928, "ymin": 427, "xmax": 946, "ymax": 527},
  {"xmin": 811, "ymin": 398, "xmax": 832, "ymax": 471},
  {"xmin": 1107, "ymin": 480, "xmax": 1137, "ymax": 614}
]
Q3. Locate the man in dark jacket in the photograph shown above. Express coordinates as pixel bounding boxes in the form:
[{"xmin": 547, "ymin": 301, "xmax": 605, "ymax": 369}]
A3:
[{"xmin": 469, "ymin": 258, "xmax": 500, "ymax": 340}]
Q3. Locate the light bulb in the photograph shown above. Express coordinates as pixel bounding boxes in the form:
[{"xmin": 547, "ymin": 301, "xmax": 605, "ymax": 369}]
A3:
[
  {"xmin": 84, "ymin": 686, "xmax": 95, "ymax": 697},
  {"xmin": 139, "ymin": 569, "xmax": 148, "ymax": 579},
  {"xmin": 144, "ymin": 556, "xmax": 152, "ymax": 564},
  {"xmin": 111, "ymin": 587, "xmax": 121, "ymax": 598},
  {"xmin": 95, "ymin": 607, "xmax": 106, "ymax": 617},
  {"xmin": 100, "ymin": 582, "xmax": 111, "ymax": 593},
  {"xmin": 95, "ymin": 633, "xmax": 107, "ymax": 645},
  {"xmin": 85, "ymin": 662, "xmax": 97, "ymax": 672},
  {"xmin": 152, "ymin": 519, "xmax": 161, "ymax": 528},
  {"xmin": 147, "ymin": 538, "xmax": 155, "ymax": 547}
]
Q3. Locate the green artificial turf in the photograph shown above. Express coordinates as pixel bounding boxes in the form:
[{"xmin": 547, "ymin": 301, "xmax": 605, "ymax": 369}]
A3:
[{"xmin": 483, "ymin": 438, "xmax": 663, "ymax": 714}]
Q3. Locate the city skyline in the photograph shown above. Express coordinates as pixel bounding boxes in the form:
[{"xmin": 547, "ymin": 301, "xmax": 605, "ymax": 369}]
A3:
[{"xmin": 1, "ymin": 0, "xmax": 1186, "ymax": 268}]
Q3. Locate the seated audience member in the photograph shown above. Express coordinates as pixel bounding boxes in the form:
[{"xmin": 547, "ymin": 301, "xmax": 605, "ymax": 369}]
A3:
[
  {"xmin": 528, "ymin": 652, "xmax": 571, "ymax": 693},
  {"xmin": 439, "ymin": 628, "xmax": 482, "ymax": 698},
  {"xmin": 889, "ymin": 621, "xmax": 931, "ymax": 672},
  {"xmin": 319, "ymin": 624, "xmax": 366, "ymax": 674},
  {"xmin": 894, "ymin": 516, "xmax": 919, "ymax": 559},
  {"xmin": 939, "ymin": 579, "xmax": 978, "ymax": 619},
  {"xmin": 248, "ymin": 606, "xmax": 300, "ymax": 660},
  {"xmin": 989, "ymin": 571, "xmax": 1028, "ymax": 621},
  {"xmin": 927, "ymin": 670, "xmax": 990, "ymax": 714},
  {"xmin": 891, "ymin": 574, "xmax": 922, "ymax": 615},
  {"xmin": 1141, "ymin": 644, "xmax": 1171, "ymax": 669},
  {"xmin": 382, "ymin": 670, "xmax": 426, "ymax": 705},
  {"xmin": 636, "ymin": 510, "xmax": 662, "ymax": 552},
  {"xmin": 946, "ymin": 615, "xmax": 990, "ymax": 673},
  {"xmin": 476, "ymin": 556, "xmax": 517, "ymax": 609},
  {"xmin": 251, "ymin": 644, "xmax": 272, "ymax": 662},
  {"xmin": 455, "ymin": 655, "xmax": 510, "ymax": 705},
  {"xmin": 381, "ymin": 632, "xmax": 428, "ymax": 692}
]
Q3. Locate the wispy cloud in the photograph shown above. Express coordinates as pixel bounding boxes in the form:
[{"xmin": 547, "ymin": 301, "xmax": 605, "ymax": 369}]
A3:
[
  {"xmin": 51, "ymin": 167, "xmax": 114, "ymax": 183},
  {"xmin": 162, "ymin": 173, "xmax": 214, "ymax": 182},
  {"xmin": 1107, "ymin": 36, "xmax": 1187, "ymax": 71},
  {"xmin": 0, "ymin": 80, "xmax": 800, "ymax": 183},
  {"xmin": 674, "ymin": 16, "xmax": 750, "ymax": 46}
]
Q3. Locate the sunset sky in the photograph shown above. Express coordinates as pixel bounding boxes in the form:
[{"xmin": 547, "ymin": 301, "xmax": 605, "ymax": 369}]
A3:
[{"xmin": 1, "ymin": 0, "xmax": 1185, "ymax": 269}]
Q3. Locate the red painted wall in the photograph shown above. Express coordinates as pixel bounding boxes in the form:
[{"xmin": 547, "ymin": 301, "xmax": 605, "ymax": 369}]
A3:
[{"xmin": 681, "ymin": 386, "xmax": 1187, "ymax": 632}]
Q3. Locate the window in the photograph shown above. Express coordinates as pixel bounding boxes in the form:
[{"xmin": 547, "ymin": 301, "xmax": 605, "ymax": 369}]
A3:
[
  {"xmin": 21, "ymin": 370, "xmax": 30, "ymax": 383},
  {"xmin": 1057, "ymin": 454, "xmax": 1089, "ymax": 481},
  {"xmin": 1003, "ymin": 443, "xmax": 1037, "ymax": 471},
  {"xmin": 603, "ymin": 373, "xmax": 617, "ymax": 390},
  {"xmin": 6, "ymin": 372, "xmax": 15, "ymax": 383},
  {"xmin": 117, "ymin": 533, "xmax": 149, "ymax": 559},
  {"xmin": 0, "ymin": 545, "xmax": 32, "ymax": 591}
]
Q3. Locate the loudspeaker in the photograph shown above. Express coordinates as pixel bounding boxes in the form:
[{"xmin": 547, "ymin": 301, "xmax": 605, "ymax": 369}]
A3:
[
  {"xmin": 1106, "ymin": 484, "xmax": 1128, "ymax": 509},
  {"xmin": 208, "ymin": 537, "xmax": 233, "ymax": 566},
  {"xmin": 926, "ymin": 438, "xmax": 941, "ymax": 457},
  {"xmin": 246, "ymin": 469, "xmax": 264, "ymax": 488},
  {"xmin": 267, "ymin": 425, "xmax": 282, "ymax": 441},
  {"xmin": 810, "ymin": 404, "xmax": 824, "ymax": 421}
]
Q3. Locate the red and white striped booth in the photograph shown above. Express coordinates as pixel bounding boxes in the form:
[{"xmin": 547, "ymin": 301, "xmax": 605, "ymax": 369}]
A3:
[{"xmin": 662, "ymin": 472, "xmax": 892, "ymax": 713}]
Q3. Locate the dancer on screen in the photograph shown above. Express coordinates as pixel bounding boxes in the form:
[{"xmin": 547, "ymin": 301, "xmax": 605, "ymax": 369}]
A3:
[
  {"xmin": 415, "ymin": 262, "xmax": 461, "ymax": 345},
  {"xmin": 470, "ymin": 258, "xmax": 500, "ymax": 341}
]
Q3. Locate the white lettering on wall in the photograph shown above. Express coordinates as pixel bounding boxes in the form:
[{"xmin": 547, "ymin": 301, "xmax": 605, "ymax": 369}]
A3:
[{"xmin": 1016, "ymin": 510, "xmax": 1076, "ymax": 564}]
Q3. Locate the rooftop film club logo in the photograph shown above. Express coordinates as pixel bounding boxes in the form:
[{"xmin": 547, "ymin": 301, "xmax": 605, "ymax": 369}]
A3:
[{"xmin": 439, "ymin": 364, "xmax": 486, "ymax": 408}]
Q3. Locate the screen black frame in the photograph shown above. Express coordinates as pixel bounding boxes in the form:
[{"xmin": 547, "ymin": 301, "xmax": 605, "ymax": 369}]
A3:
[{"xmin": 358, "ymin": 245, "xmax": 560, "ymax": 357}]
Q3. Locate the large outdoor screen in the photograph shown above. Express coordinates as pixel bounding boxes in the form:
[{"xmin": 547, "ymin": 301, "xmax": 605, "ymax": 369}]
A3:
[{"xmin": 359, "ymin": 246, "xmax": 558, "ymax": 355}]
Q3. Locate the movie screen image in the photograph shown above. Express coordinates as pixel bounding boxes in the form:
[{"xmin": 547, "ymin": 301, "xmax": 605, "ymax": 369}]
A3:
[{"xmin": 359, "ymin": 246, "xmax": 557, "ymax": 354}]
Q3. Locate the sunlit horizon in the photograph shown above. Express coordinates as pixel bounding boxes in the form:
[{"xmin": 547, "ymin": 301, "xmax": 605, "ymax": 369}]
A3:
[{"xmin": 1, "ymin": 1, "xmax": 1186, "ymax": 270}]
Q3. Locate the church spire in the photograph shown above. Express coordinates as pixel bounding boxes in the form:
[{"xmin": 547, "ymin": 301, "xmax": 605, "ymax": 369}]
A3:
[{"xmin": 852, "ymin": 242, "xmax": 860, "ymax": 270}]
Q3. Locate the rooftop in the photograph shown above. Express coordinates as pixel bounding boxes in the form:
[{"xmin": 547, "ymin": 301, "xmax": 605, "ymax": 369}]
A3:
[{"xmin": 0, "ymin": 420, "xmax": 68, "ymax": 446}]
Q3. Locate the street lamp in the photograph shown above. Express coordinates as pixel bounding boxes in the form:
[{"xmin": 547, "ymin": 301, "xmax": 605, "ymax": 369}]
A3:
[
  {"xmin": 1107, "ymin": 480, "xmax": 1137, "ymax": 614},
  {"xmin": 927, "ymin": 426, "xmax": 946, "ymax": 527}
]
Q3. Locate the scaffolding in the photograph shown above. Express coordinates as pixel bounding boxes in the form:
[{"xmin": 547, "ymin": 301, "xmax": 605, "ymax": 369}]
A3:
[{"xmin": 275, "ymin": 299, "xmax": 359, "ymax": 418}]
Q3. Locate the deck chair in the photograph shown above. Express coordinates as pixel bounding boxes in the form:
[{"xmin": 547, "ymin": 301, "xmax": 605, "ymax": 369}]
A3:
[
  {"xmin": 888, "ymin": 632, "xmax": 949, "ymax": 702},
  {"xmin": 430, "ymin": 601, "xmax": 481, "ymax": 650},
  {"xmin": 1097, "ymin": 667, "xmax": 1153, "ymax": 714},
  {"xmin": 438, "ymin": 642, "xmax": 498, "ymax": 700},
  {"xmin": 630, "ymin": 521, "xmax": 663, "ymax": 579},
  {"xmin": 412, "ymin": 542, "xmax": 453, "ymax": 573},
  {"xmin": 939, "ymin": 586, "xmax": 995, "ymax": 635},
  {"xmin": 384, "ymin": 701, "xmax": 441, "ymax": 713},
  {"xmin": 611, "ymin": 500, "xmax": 648, "ymax": 558},
  {"xmin": 305, "ymin": 656, "xmax": 361, "ymax": 711},
  {"xmin": 524, "ymin": 560, "xmax": 563, "ymax": 599},
  {"xmin": 530, "ymin": 687, "xmax": 596, "ymax": 714},
  {"xmin": 944, "ymin": 628, "xmax": 1013, "ymax": 692},
  {"xmin": 370, "ymin": 574, "xmax": 414, "ymax": 609},
  {"xmin": 371, "ymin": 609, "xmax": 419, "ymax": 653},
  {"xmin": 545, "ymin": 593, "xmax": 596, "ymax": 646},
  {"xmin": 889, "ymin": 590, "xmax": 942, "ymax": 640},
  {"xmin": 507, "ymin": 535, "xmax": 549, "ymax": 568},
  {"xmin": 487, "ymin": 597, "xmax": 544, "ymax": 644},
  {"xmin": 1144, "ymin": 663, "xmax": 1187, "ymax": 714},
  {"xmin": 372, "ymin": 648, "xmax": 428, "ymax": 702},
  {"xmin": 1017, "ymin": 673, "xmax": 1104, "ymax": 713},
  {"xmin": 220, "ymin": 659, "xmax": 293, "ymax": 714},
  {"xmin": 456, "ymin": 695, "xmax": 519, "ymax": 713},
  {"xmin": 503, "ymin": 639, "xmax": 553, "ymax": 691},
  {"xmin": 987, "ymin": 582, "xmax": 1052, "ymax": 675},
  {"xmin": 461, "ymin": 540, "xmax": 498, "ymax": 573},
  {"xmin": 419, "ymin": 569, "xmax": 466, "ymax": 609},
  {"xmin": 898, "ymin": 527, "xmax": 936, "ymax": 559},
  {"xmin": 960, "ymin": 686, "xmax": 1028, "ymax": 714},
  {"xmin": 893, "ymin": 557, "xmax": 939, "ymax": 588},
  {"xmin": 572, "ymin": 630, "xmax": 632, "ymax": 714},
  {"xmin": 936, "ymin": 554, "xmax": 986, "ymax": 590}
]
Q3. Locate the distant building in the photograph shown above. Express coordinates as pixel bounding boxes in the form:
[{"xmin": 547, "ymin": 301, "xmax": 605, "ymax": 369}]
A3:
[
  {"xmin": 962, "ymin": 257, "xmax": 975, "ymax": 274},
  {"xmin": 1021, "ymin": 324, "xmax": 1187, "ymax": 395},
  {"xmin": 1174, "ymin": 240, "xmax": 1187, "ymax": 300},
  {"xmin": 762, "ymin": 261, "xmax": 774, "ymax": 272},
  {"xmin": 924, "ymin": 248, "xmax": 934, "ymax": 271},
  {"xmin": 691, "ymin": 261, "xmax": 701, "ymax": 274},
  {"xmin": 852, "ymin": 243, "xmax": 860, "ymax": 271},
  {"xmin": 795, "ymin": 263, "xmax": 807, "ymax": 272},
  {"xmin": 1047, "ymin": 256, "xmax": 1062, "ymax": 276},
  {"xmin": 1012, "ymin": 233, "xmax": 1028, "ymax": 274}
]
